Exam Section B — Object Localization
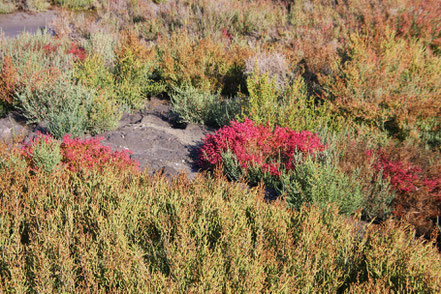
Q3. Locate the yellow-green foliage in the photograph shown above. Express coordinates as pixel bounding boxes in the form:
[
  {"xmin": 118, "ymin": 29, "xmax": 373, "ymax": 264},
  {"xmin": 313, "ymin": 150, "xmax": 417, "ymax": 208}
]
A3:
[
  {"xmin": 321, "ymin": 31, "xmax": 441, "ymax": 143},
  {"xmin": 25, "ymin": 0, "xmax": 50, "ymax": 11},
  {"xmin": 278, "ymin": 77, "xmax": 346, "ymax": 132},
  {"xmin": 156, "ymin": 31, "xmax": 251, "ymax": 95},
  {"xmin": 241, "ymin": 70, "xmax": 345, "ymax": 132},
  {"xmin": 243, "ymin": 69, "xmax": 280, "ymax": 126},
  {"xmin": 0, "ymin": 144, "xmax": 441, "ymax": 292},
  {"xmin": 74, "ymin": 55, "xmax": 121, "ymax": 134},
  {"xmin": 75, "ymin": 54, "xmax": 114, "ymax": 92},
  {"xmin": 114, "ymin": 31, "xmax": 165, "ymax": 110}
]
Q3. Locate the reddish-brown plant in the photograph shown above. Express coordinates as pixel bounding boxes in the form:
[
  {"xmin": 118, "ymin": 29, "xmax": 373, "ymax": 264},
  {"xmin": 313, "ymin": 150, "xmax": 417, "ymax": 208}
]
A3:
[
  {"xmin": 199, "ymin": 118, "xmax": 326, "ymax": 177},
  {"xmin": 0, "ymin": 56, "xmax": 18, "ymax": 104}
]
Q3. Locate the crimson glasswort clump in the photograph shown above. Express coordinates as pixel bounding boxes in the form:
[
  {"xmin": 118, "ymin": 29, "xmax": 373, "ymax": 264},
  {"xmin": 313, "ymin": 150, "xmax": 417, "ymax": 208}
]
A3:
[
  {"xmin": 67, "ymin": 43, "xmax": 87, "ymax": 62},
  {"xmin": 369, "ymin": 150, "xmax": 441, "ymax": 200},
  {"xmin": 60, "ymin": 135, "xmax": 139, "ymax": 173},
  {"xmin": 21, "ymin": 133, "xmax": 139, "ymax": 174},
  {"xmin": 198, "ymin": 118, "xmax": 326, "ymax": 177}
]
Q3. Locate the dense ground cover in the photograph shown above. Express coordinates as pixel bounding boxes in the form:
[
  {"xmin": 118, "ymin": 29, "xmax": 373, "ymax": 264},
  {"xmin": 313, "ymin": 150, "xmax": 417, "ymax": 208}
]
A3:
[
  {"xmin": 1, "ymin": 0, "xmax": 441, "ymax": 291},
  {"xmin": 1, "ymin": 138, "xmax": 441, "ymax": 292}
]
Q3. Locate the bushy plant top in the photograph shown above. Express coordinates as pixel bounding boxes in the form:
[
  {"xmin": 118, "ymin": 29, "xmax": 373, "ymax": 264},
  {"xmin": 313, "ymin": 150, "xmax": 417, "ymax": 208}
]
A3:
[
  {"xmin": 366, "ymin": 148, "xmax": 441, "ymax": 236},
  {"xmin": 21, "ymin": 133, "xmax": 139, "ymax": 174},
  {"xmin": 199, "ymin": 118, "xmax": 325, "ymax": 176},
  {"xmin": 369, "ymin": 149, "xmax": 441, "ymax": 200}
]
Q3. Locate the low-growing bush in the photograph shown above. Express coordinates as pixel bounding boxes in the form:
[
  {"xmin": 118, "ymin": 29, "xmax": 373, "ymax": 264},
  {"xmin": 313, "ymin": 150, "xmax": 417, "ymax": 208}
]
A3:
[
  {"xmin": 21, "ymin": 133, "xmax": 62, "ymax": 173},
  {"xmin": 155, "ymin": 32, "xmax": 251, "ymax": 95},
  {"xmin": 198, "ymin": 119, "xmax": 402, "ymax": 220},
  {"xmin": 170, "ymin": 84, "xmax": 217, "ymax": 125},
  {"xmin": 74, "ymin": 55, "xmax": 121, "ymax": 134},
  {"xmin": 0, "ymin": 32, "xmax": 120, "ymax": 137},
  {"xmin": 241, "ymin": 69, "xmax": 280, "ymax": 126},
  {"xmin": 368, "ymin": 146, "xmax": 441, "ymax": 237},
  {"xmin": 240, "ymin": 70, "xmax": 345, "ymax": 132},
  {"xmin": 280, "ymin": 150, "xmax": 364, "ymax": 215},
  {"xmin": 16, "ymin": 76, "xmax": 91, "ymax": 138},
  {"xmin": 21, "ymin": 133, "xmax": 139, "ymax": 174},
  {"xmin": 170, "ymin": 84, "xmax": 241, "ymax": 127},
  {"xmin": 114, "ymin": 31, "xmax": 165, "ymax": 110},
  {"xmin": 0, "ymin": 141, "xmax": 441, "ymax": 292},
  {"xmin": 199, "ymin": 118, "xmax": 326, "ymax": 174},
  {"xmin": 335, "ymin": 133, "xmax": 395, "ymax": 222},
  {"xmin": 321, "ymin": 32, "xmax": 441, "ymax": 146}
]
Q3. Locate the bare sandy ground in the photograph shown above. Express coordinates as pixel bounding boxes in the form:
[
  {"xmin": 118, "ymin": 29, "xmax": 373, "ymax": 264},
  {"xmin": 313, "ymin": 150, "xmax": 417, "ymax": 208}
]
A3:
[{"xmin": 0, "ymin": 10, "xmax": 57, "ymax": 37}]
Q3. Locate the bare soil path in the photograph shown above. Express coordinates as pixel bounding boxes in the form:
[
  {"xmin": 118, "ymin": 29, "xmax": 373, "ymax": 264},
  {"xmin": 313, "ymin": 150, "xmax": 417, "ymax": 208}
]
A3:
[{"xmin": 0, "ymin": 10, "xmax": 57, "ymax": 37}]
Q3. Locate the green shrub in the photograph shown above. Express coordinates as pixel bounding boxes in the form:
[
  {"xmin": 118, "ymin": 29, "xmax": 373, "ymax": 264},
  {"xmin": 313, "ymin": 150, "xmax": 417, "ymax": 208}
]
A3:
[
  {"xmin": 16, "ymin": 77, "xmax": 91, "ymax": 138},
  {"xmin": 171, "ymin": 84, "xmax": 242, "ymax": 127},
  {"xmin": 75, "ymin": 54, "xmax": 114, "ymax": 92},
  {"xmin": 324, "ymin": 130, "xmax": 396, "ymax": 222},
  {"xmin": 23, "ymin": 134, "xmax": 62, "ymax": 173},
  {"xmin": 360, "ymin": 169, "xmax": 395, "ymax": 222},
  {"xmin": 74, "ymin": 55, "xmax": 122, "ymax": 135},
  {"xmin": 277, "ymin": 77, "xmax": 345, "ymax": 133},
  {"xmin": 170, "ymin": 84, "xmax": 216, "ymax": 125},
  {"xmin": 86, "ymin": 91, "xmax": 121, "ymax": 135},
  {"xmin": 0, "ymin": 100, "xmax": 9, "ymax": 117},
  {"xmin": 206, "ymin": 96, "xmax": 242, "ymax": 127},
  {"xmin": 417, "ymin": 117, "xmax": 441, "ymax": 150},
  {"xmin": 280, "ymin": 151, "xmax": 364, "ymax": 215},
  {"xmin": 86, "ymin": 32, "xmax": 118, "ymax": 66},
  {"xmin": 16, "ymin": 72, "xmax": 118, "ymax": 138},
  {"xmin": 0, "ymin": 33, "xmax": 120, "ymax": 137},
  {"xmin": 241, "ymin": 68, "xmax": 280, "ymax": 126},
  {"xmin": 113, "ymin": 31, "xmax": 165, "ymax": 110}
]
